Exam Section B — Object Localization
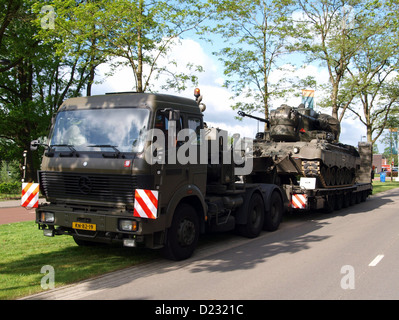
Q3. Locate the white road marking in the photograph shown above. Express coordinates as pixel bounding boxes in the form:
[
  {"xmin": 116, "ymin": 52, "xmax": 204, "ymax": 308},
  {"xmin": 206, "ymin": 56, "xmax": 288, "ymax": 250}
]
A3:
[{"xmin": 369, "ymin": 255, "xmax": 384, "ymax": 267}]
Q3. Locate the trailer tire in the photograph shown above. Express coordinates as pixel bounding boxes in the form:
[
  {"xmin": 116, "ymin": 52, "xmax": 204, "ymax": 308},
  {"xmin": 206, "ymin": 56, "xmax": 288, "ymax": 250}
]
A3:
[
  {"xmin": 335, "ymin": 194, "xmax": 343, "ymax": 210},
  {"xmin": 323, "ymin": 194, "xmax": 335, "ymax": 213},
  {"xmin": 162, "ymin": 203, "xmax": 199, "ymax": 261},
  {"xmin": 237, "ymin": 192, "xmax": 264, "ymax": 238},
  {"xmin": 264, "ymin": 191, "xmax": 283, "ymax": 231},
  {"xmin": 350, "ymin": 192, "xmax": 357, "ymax": 206},
  {"xmin": 361, "ymin": 190, "xmax": 367, "ymax": 202},
  {"xmin": 343, "ymin": 193, "xmax": 350, "ymax": 208}
]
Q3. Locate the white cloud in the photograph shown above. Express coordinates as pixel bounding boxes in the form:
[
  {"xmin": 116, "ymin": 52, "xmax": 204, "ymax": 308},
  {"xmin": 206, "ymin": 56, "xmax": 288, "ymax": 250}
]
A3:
[{"xmin": 91, "ymin": 38, "xmax": 368, "ymax": 147}]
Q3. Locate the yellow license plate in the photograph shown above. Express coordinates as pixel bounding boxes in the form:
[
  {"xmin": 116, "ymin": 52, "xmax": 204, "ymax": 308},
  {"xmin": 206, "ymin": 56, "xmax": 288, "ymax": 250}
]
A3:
[{"xmin": 72, "ymin": 222, "xmax": 96, "ymax": 231}]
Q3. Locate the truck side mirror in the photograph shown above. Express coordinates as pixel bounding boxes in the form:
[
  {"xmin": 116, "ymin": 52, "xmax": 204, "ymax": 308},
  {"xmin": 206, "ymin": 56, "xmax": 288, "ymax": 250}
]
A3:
[{"xmin": 30, "ymin": 140, "xmax": 39, "ymax": 151}]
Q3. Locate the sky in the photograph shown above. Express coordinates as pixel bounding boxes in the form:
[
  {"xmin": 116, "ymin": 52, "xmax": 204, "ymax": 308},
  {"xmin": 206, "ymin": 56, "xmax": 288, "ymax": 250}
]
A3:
[{"xmin": 90, "ymin": 37, "xmax": 375, "ymax": 150}]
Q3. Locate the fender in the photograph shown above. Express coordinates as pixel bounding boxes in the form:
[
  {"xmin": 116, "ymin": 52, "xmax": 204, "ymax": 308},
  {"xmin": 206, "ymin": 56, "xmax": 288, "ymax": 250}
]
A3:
[{"xmin": 164, "ymin": 183, "xmax": 207, "ymax": 229}]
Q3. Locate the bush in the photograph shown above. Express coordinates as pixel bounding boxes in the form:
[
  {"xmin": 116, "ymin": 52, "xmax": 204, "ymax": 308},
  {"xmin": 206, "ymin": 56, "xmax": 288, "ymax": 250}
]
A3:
[
  {"xmin": 386, "ymin": 172, "xmax": 398, "ymax": 178},
  {"xmin": 0, "ymin": 181, "xmax": 21, "ymax": 194}
]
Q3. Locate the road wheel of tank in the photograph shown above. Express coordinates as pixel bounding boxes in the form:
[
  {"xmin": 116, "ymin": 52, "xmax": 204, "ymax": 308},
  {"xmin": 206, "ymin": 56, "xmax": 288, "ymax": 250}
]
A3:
[
  {"xmin": 323, "ymin": 166, "xmax": 331, "ymax": 186},
  {"xmin": 337, "ymin": 168, "xmax": 345, "ymax": 186},
  {"xmin": 162, "ymin": 203, "xmax": 199, "ymax": 261},
  {"xmin": 343, "ymin": 169, "xmax": 350, "ymax": 184},
  {"xmin": 264, "ymin": 191, "xmax": 284, "ymax": 232},
  {"xmin": 237, "ymin": 192, "xmax": 265, "ymax": 238},
  {"xmin": 351, "ymin": 168, "xmax": 356, "ymax": 184},
  {"xmin": 330, "ymin": 167, "xmax": 337, "ymax": 186}
]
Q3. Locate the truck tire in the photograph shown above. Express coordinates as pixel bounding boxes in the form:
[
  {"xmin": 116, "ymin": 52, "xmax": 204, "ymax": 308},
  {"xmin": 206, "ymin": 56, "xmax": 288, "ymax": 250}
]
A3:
[
  {"xmin": 237, "ymin": 192, "xmax": 264, "ymax": 238},
  {"xmin": 162, "ymin": 203, "xmax": 199, "ymax": 261},
  {"xmin": 264, "ymin": 191, "xmax": 283, "ymax": 231}
]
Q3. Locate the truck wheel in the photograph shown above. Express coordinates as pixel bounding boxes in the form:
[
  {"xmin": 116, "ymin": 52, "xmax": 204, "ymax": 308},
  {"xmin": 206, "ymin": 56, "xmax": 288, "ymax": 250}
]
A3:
[
  {"xmin": 264, "ymin": 191, "xmax": 283, "ymax": 231},
  {"xmin": 162, "ymin": 203, "xmax": 199, "ymax": 261},
  {"xmin": 237, "ymin": 193, "xmax": 264, "ymax": 238}
]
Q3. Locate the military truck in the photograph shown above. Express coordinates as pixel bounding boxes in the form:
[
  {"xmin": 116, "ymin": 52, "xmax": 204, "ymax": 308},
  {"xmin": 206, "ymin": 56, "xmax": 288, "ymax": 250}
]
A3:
[{"xmin": 31, "ymin": 89, "xmax": 286, "ymax": 260}]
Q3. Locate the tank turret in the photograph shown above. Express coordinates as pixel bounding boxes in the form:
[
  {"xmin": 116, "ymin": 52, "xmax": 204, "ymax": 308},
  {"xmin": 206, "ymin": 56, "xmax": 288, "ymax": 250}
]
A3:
[{"xmin": 269, "ymin": 104, "xmax": 340, "ymax": 143}]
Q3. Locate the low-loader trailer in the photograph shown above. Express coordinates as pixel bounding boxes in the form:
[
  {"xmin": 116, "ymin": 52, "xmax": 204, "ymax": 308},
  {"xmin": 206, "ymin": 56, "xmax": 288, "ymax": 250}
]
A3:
[{"xmin": 31, "ymin": 89, "xmax": 372, "ymax": 260}]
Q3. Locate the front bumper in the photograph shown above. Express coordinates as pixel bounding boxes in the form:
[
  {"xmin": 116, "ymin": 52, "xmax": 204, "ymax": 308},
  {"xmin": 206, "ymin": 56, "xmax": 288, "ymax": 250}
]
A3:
[{"xmin": 35, "ymin": 203, "xmax": 166, "ymax": 248}]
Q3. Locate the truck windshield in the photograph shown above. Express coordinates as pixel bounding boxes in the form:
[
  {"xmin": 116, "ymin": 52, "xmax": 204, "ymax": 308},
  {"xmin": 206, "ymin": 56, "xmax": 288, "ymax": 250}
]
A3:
[{"xmin": 49, "ymin": 108, "xmax": 150, "ymax": 153}]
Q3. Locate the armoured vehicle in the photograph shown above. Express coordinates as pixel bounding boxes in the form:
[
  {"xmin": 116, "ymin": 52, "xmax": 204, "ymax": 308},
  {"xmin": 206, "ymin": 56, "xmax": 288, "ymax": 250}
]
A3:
[{"xmin": 240, "ymin": 104, "xmax": 361, "ymax": 189}]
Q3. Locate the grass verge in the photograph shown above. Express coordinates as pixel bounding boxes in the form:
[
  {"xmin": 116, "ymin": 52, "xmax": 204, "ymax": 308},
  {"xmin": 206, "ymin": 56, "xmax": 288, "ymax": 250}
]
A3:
[
  {"xmin": 0, "ymin": 221, "xmax": 158, "ymax": 300},
  {"xmin": 372, "ymin": 180, "xmax": 399, "ymax": 195}
]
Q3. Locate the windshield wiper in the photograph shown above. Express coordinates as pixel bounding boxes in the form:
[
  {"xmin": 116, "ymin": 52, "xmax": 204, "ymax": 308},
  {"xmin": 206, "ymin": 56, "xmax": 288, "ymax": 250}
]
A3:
[
  {"xmin": 87, "ymin": 145, "xmax": 122, "ymax": 158},
  {"xmin": 48, "ymin": 144, "xmax": 79, "ymax": 157}
]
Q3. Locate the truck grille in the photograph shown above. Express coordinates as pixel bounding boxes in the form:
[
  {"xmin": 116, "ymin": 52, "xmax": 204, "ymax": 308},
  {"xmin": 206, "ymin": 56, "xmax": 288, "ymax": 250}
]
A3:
[{"xmin": 38, "ymin": 171, "xmax": 137, "ymax": 205}]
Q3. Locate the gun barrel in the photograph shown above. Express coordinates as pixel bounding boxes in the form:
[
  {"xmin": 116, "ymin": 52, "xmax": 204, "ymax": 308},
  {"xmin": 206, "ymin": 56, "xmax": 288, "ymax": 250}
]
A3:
[{"xmin": 237, "ymin": 111, "xmax": 269, "ymax": 124}]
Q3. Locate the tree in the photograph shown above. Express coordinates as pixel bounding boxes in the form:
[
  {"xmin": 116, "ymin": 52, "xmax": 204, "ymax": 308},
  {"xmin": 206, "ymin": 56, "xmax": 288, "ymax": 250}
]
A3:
[
  {"xmin": 295, "ymin": 0, "xmax": 388, "ymax": 125},
  {"xmin": 36, "ymin": 0, "xmax": 209, "ymax": 94},
  {"xmin": 339, "ymin": 0, "xmax": 399, "ymax": 144},
  {"xmin": 0, "ymin": 0, "xmax": 93, "ymax": 181},
  {"xmin": 346, "ymin": 72, "xmax": 399, "ymax": 145},
  {"xmin": 209, "ymin": 0, "xmax": 296, "ymax": 129}
]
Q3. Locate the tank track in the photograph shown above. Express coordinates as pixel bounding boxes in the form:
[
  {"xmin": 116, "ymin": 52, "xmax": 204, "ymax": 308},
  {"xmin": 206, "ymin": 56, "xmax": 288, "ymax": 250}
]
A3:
[{"xmin": 302, "ymin": 160, "xmax": 355, "ymax": 188}]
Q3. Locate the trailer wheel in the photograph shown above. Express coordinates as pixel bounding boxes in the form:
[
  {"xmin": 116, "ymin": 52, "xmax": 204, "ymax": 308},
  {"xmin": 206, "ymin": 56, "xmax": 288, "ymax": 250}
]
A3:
[
  {"xmin": 343, "ymin": 193, "xmax": 350, "ymax": 208},
  {"xmin": 162, "ymin": 203, "xmax": 199, "ymax": 261},
  {"xmin": 237, "ymin": 193, "xmax": 264, "ymax": 238},
  {"xmin": 360, "ymin": 190, "xmax": 368, "ymax": 202},
  {"xmin": 335, "ymin": 194, "xmax": 343, "ymax": 210},
  {"xmin": 323, "ymin": 194, "xmax": 335, "ymax": 213},
  {"xmin": 350, "ymin": 192, "xmax": 357, "ymax": 206},
  {"xmin": 264, "ymin": 191, "xmax": 283, "ymax": 231}
]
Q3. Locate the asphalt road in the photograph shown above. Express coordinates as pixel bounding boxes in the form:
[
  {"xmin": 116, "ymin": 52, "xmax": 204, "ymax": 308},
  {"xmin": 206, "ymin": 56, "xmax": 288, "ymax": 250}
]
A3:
[{"xmin": 18, "ymin": 188, "xmax": 399, "ymax": 300}]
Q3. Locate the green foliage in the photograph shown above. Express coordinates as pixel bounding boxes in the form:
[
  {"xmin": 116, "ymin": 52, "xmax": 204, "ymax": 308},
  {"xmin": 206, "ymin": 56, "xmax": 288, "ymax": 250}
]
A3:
[
  {"xmin": 294, "ymin": 1, "xmax": 396, "ymax": 121},
  {"xmin": 1, "ymin": 0, "xmax": 95, "ymax": 181},
  {"xmin": 2, "ymin": 0, "xmax": 209, "ymax": 180},
  {"xmin": 0, "ymin": 181, "xmax": 20, "ymax": 194},
  {"xmin": 209, "ymin": 0, "xmax": 297, "ymax": 123},
  {"xmin": 0, "ymin": 160, "xmax": 20, "ymax": 183},
  {"xmin": 34, "ymin": 0, "xmax": 208, "ymax": 93}
]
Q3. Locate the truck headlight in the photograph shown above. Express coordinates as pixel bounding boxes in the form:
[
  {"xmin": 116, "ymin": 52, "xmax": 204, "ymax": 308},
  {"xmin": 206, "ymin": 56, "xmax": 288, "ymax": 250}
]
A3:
[
  {"xmin": 119, "ymin": 219, "xmax": 138, "ymax": 232},
  {"xmin": 40, "ymin": 212, "xmax": 55, "ymax": 223}
]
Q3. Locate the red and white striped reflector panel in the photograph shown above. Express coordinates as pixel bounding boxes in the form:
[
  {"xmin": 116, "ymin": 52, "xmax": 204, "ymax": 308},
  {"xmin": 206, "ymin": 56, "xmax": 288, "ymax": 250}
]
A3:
[
  {"xmin": 21, "ymin": 183, "xmax": 40, "ymax": 209},
  {"xmin": 291, "ymin": 194, "xmax": 307, "ymax": 209},
  {"xmin": 133, "ymin": 189, "xmax": 159, "ymax": 219}
]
